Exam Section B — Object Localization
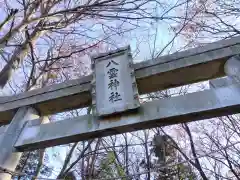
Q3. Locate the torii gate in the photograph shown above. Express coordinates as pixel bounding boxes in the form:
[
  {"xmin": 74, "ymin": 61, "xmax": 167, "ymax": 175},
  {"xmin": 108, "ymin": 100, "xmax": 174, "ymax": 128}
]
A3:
[{"xmin": 1, "ymin": 36, "xmax": 240, "ymax": 179}]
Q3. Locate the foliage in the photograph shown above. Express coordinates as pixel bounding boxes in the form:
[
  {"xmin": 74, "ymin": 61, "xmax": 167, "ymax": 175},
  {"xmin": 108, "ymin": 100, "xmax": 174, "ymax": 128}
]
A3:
[
  {"xmin": 0, "ymin": 0, "xmax": 240, "ymax": 179},
  {"xmin": 13, "ymin": 151, "xmax": 52, "ymax": 179},
  {"xmin": 99, "ymin": 151, "xmax": 126, "ymax": 179}
]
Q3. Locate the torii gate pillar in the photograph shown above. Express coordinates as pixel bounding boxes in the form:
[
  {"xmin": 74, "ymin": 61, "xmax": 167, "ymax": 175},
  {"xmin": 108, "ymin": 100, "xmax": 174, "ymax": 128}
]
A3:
[{"xmin": 0, "ymin": 107, "xmax": 39, "ymax": 180}]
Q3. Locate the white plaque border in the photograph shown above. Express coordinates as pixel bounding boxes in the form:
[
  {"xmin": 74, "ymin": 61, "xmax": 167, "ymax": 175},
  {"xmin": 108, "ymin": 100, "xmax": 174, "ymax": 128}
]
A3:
[{"xmin": 91, "ymin": 46, "xmax": 140, "ymax": 117}]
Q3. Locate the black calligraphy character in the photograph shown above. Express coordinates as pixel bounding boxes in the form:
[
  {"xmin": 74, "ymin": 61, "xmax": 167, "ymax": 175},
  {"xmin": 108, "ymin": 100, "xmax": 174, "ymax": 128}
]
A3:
[
  {"xmin": 107, "ymin": 68, "xmax": 118, "ymax": 79},
  {"xmin": 109, "ymin": 92, "xmax": 122, "ymax": 103},
  {"xmin": 106, "ymin": 60, "xmax": 119, "ymax": 67},
  {"xmin": 108, "ymin": 79, "xmax": 119, "ymax": 90}
]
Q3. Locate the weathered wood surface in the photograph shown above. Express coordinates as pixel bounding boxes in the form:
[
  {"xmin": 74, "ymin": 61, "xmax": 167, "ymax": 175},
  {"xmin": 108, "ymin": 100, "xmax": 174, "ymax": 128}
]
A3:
[
  {"xmin": 1, "ymin": 36, "xmax": 240, "ymax": 124},
  {"xmin": 15, "ymin": 84, "xmax": 240, "ymax": 151}
]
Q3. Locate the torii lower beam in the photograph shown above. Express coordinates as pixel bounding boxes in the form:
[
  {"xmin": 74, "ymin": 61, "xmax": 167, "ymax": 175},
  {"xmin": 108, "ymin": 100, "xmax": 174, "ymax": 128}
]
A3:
[{"xmin": 15, "ymin": 83, "xmax": 240, "ymax": 151}]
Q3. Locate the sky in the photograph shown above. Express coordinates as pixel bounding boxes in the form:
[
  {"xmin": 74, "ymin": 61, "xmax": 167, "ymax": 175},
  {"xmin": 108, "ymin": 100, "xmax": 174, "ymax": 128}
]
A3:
[
  {"xmin": 0, "ymin": 0, "xmax": 202, "ymax": 178},
  {"xmin": 1, "ymin": 0, "xmax": 240, "ymax": 179}
]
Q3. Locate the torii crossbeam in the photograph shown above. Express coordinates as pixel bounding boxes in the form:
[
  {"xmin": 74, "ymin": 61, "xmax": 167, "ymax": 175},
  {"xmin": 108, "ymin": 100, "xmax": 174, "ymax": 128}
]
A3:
[
  {"xmin": 1, "ymin": 36, "xmax": 240, "ymax": 124},
  {"xmin": 1, "ymin": 36, "xmax": 240, "ymax": 180}
]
